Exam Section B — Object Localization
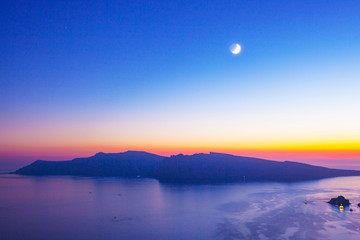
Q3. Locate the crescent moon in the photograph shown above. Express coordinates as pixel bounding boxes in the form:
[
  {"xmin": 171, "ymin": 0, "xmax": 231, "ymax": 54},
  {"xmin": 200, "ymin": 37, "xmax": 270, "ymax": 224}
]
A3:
[{"xmin": 230, "ymin": 43, "xmax": 241, "ymax": 55}]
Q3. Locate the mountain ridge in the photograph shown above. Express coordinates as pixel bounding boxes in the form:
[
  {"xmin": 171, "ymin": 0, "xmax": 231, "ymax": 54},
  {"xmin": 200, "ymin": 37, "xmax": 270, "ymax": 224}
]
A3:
[
  {"xmin": 13, "ymin": 151, "xmax": 360, "ymax": 183},
  {"xmin": 15, "ymin": 151, "xmax": 165, "ymax": 177}
]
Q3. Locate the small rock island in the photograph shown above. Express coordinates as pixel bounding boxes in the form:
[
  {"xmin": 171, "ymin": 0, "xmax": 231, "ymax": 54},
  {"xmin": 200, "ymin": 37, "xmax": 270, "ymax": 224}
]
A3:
[{"xmin": 328, "ymin": 196, "xmax": 350, "ymax": 206}]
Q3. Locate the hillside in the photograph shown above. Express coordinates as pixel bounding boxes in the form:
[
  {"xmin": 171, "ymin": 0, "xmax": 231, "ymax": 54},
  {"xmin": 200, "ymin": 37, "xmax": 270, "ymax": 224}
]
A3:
[
  {"xmin": 14, "ymin": 151, "xmax": 165, "ymax": 177},
  {"xmin": 14, "ymin": 151, "xmax": 360, "ymax": 183},
  {"xmin": 153, "ymin": 152, "xmax": 360, "ymax": 183}
]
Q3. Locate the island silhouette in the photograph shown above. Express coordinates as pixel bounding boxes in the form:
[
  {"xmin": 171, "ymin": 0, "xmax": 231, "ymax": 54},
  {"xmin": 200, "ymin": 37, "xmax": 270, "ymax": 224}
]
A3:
[{"xmin": 14, "ymin": 151, "xmax": 360, "ymax": 183}]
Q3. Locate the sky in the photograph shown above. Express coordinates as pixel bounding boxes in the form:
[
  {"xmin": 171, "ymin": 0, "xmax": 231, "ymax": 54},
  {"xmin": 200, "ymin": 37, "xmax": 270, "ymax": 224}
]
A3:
[{"xmin": 1, "ymin": 0, "xmax": 360, "ymax": 170}]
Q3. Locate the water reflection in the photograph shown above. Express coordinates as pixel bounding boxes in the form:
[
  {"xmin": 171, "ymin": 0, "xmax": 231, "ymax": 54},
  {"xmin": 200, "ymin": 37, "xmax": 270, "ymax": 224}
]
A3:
[{"xmin": 1, "ymin": 175, "xmax": 360, "ymax": 240}]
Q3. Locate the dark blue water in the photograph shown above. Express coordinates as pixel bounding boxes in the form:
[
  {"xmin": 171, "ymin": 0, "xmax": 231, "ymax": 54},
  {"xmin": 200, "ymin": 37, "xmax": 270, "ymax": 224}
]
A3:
[{"xmin": 1, "ymin": 174, "xmax": 360, "ymax": 240}]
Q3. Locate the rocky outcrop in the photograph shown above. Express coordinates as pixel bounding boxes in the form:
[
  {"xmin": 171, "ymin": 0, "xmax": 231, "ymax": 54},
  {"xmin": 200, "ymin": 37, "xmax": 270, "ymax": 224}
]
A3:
[{"xmin": 328, "ymin": 196, "xmax": 350, "ymax": 206}]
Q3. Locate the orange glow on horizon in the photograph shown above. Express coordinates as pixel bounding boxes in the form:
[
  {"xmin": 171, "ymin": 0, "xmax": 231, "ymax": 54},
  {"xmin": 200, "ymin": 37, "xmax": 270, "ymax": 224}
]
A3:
[{"xmin": 1, "ymin": 139, "xmax": 360, "ymax": 161}]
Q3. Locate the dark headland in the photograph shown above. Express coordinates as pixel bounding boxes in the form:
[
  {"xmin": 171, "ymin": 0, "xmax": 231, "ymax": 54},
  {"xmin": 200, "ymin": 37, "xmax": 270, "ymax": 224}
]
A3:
[{"xmin": 14, "ymin": 151, "xmax": 360, "ymax": 183}]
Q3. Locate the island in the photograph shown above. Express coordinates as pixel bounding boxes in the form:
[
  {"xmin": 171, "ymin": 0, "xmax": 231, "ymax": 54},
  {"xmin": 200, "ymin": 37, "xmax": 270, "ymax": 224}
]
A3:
[
  {"xmin": 14, "ymin": 151, "xmax": 360, "ymax": 183},
  {"xmin": 328, "ymin": 196, "xmax": 351, "ymax": 206}
]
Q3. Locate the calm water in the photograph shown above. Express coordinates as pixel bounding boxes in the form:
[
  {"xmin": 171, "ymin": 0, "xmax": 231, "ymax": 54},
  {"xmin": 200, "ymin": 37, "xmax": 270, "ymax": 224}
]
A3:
[{"xmin": 1, "ymin": 174, "xmax": 360, "ymax": 240}]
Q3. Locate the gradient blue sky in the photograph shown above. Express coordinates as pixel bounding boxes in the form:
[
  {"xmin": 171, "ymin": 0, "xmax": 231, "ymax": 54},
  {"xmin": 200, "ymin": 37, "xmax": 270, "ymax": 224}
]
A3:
[{"xmin": 1, "ymin": 0, "xmax": 360, "ymax": 170}]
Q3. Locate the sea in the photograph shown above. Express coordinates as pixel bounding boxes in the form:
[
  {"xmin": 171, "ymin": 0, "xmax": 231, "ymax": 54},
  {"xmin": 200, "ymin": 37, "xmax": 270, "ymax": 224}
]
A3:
[{"xmin": 1, "ymin": 174, "xmax": 360, "ymax": 240}]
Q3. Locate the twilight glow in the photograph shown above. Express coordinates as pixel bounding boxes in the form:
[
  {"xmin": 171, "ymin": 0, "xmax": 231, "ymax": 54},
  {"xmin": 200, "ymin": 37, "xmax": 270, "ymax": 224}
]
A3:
[{"xmin": 1, "ymin": 0, "xmax": 360, "ymax": 169}]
